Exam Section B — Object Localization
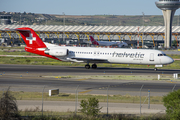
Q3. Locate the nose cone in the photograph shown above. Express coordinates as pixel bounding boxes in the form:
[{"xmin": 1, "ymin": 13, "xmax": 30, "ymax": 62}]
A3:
[{"xmin": 165, "ymin": 57, "xmax": 174, "ymax": 64}]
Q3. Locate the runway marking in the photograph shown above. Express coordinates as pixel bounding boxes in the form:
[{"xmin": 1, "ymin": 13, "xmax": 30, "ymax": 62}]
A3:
[
  {"xmin": 77, "ymin": 79, "xmax": 87, "ymax": 81},
  {"xmin": 55, "ymin": 76, "xmax": 61, "ymax": 79},
  {"xmin": 79, "ymin": 90, "xmax": 92, "ymax": 94},
  {"xmin": 99, "ymin": 82, "xmax": 136, "ymax": 89},
  {"xmin": 166, "ymin": 81, "xmax": 177, "ymax": 84}
]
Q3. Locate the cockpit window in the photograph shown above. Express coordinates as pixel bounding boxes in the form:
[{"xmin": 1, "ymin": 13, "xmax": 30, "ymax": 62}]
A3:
[{"xmin": 158, "ymin": 54, "xmax": 166, "ymax": 56}]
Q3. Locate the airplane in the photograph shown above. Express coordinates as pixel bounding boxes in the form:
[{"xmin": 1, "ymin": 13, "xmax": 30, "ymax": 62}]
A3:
[
  {"xmin": 14, "ymin": 27, "xmax": 174, "ymax": 70},
  {"xmin": 90, "ymin": 36, "xmax": 128, "ymax": 47}
]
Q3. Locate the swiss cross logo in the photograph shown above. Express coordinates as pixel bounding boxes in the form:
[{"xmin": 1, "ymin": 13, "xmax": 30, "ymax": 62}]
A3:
[{"xmin": 26, "ymin": 33, "xmax": 36, "ymax": 44}]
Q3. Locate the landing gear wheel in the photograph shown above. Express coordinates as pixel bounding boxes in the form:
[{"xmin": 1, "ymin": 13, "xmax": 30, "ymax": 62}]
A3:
[
  {"xmin": 85, "ymin": 64, "xmax": 90, "ymax": 69},
  {"xmin": 154, "ymin": 68, "xmax": 158, "ymax": 71},
  {"xmin": 92, "ymin": 64, "xmax": 97, "ymax": 69}
]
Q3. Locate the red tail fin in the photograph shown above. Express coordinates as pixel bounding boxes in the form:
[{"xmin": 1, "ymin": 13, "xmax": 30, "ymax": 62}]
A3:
[
  {"xmin": 15, "ymin": 27, "xmax": 46, "ymax": 48},
  {"xmin": 90, "ymin": 36, "xmax": 99, "ymax": 45},
  {"xmin": 15, "ymin": 27, "xmax": 60, "ymax": 60}
]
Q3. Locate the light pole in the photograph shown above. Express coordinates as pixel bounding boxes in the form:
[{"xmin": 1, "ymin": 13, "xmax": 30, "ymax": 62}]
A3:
[
  {"xmin": 75, "ymin": 85, "xmax": 79, "ymax": 115},
  {"xmin": 42, "ymin": 86, "xmax": 45, "ymax": 117},
  {"xmin": 140, "ymin": 84, "xmax": 144, "ymax": 116},
  {"xmin": 57, "ymin": 29, "xmax": 60, "ymax": 44},
  {"xmin": 107, "ymin": 85, "xmax": 110, "ymax": 116},
  {"xmin": 63, "ymin": 12, "xmax": 65, "ymax": 42},
  {"xmin": 178, "ymin": 14, "xmax": 180, "ymax": 26},
  {"xmin": 20, "ymin": 14, "xmax": 21, "ymax": 25},
  {"xmin": 142, "ymin": 12, "xmax": 144, "ymax": 48}
]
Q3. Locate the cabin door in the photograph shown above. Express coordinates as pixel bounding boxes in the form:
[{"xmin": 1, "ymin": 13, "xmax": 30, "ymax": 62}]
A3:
[{"xmin": 149, "ymin": 53, "xmax": 154, "ymax": 61}]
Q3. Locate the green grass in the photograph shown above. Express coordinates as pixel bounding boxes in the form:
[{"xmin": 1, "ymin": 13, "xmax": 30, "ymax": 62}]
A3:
[
  {"xmin": 0, "ymin": 50, "xmax": 36, "ymax": 55},
  {"xmin": 67, "ymin": 74, "xmax": 174, "ymax": 81},
  {"xmin": 0, "ymin": 46, "xmax": 24, "ymax": 49},
  {"xmin": 19, "ymin": 109, "xmax": 75, "ymax": 118},
  {"xmin": 0, "ymin": 91, "xmax": 163, "ymax": 104},
  {"xmin": 18, "ymin": 111, "xmax": 168, "ymax": 120}
]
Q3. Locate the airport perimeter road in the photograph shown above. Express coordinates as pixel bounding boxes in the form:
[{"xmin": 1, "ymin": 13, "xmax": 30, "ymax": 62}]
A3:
[
  {"xmin": 17, "ymin": 100, "xmax": 166, "ymax": 114},
  {"xmin": 0, "ymin": 74, "xmax": 179, "ymax": 96},
  {"xmin": 0, "ymin": 64, "xmax": 180, "ymax": 96}
]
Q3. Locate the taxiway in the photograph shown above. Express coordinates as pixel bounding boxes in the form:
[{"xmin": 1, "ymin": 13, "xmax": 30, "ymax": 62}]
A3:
[{"xmin": 0, "ymin": 64, "xmax": 180, "ymax": 96}]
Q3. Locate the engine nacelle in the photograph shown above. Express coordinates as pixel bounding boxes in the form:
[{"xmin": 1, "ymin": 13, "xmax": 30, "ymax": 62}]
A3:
[{"xmin": 44, "ymin": 48, "xmax": 68, "ymax": 56}]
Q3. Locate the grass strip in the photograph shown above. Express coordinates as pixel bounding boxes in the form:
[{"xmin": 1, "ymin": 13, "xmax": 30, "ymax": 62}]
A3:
[{"xmin": 0, "ymin": 91, "xmax": 163, "ymax": 104}]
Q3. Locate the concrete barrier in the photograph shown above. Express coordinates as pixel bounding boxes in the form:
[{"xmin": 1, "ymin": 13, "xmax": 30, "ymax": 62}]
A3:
[{"xmin": 173, "ymin": 73, "xmax": 180, "ymax": 79}]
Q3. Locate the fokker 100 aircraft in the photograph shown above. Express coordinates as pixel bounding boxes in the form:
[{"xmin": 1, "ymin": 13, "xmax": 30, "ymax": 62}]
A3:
[{"xmin": 14, "ymin": 27, "xmax": 174, "ymax": 70}]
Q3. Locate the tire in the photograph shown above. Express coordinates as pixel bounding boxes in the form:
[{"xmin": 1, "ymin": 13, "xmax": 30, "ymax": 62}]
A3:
[
  {"xmin": 85, "ymin": 65, "xmax": 90, "ymax": 69},
  {"xmin": 92, "ymin": 64, "xmax": 97, "ymax": 69},
  {"xmin": 154, "ymin": 68, "xmax": 158, "ymax": 71}
]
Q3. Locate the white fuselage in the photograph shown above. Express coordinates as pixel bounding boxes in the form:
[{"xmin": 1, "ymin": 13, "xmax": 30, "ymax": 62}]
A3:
[{"xmin": 45, "ymin": 43, "xmax": 174, "ymax": 65}]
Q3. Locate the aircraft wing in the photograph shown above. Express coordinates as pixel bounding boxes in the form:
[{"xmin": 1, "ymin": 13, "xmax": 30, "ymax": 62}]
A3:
[{"xmin": 70, "ymin": 57, "xmax": 109, "ymax": 63}]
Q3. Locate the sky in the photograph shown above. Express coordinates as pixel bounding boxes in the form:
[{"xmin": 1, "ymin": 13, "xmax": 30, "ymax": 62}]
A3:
[{"xmin": 1, "ymin": 0, "xmax": 180, "ymax": 15}]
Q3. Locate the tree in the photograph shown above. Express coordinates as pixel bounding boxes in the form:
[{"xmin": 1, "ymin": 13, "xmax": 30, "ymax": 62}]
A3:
[
  {"xmin": 163, "ymin": 89, "xmax": 180, "ymax": 119},
  {"xmin": 0, "ymin": 87, "xmax": 20, "ymax": 119},
  {"xmin": 172, "ymin": 40, "xmax": 177, "ymax": 47},
  {"xmin": 79, "ymin": 97, "xmax": 102, "ymax": 116}
]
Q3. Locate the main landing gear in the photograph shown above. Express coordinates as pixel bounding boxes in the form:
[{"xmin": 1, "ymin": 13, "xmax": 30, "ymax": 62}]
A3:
[
  {"xmin": 85, "ymin": 64, "xmax": 90, "ymax": 69},
  {"xmin": 85, "ymin": 64, "xmax": 97, "ymax": 69},
  {"xmin": 154, "ymin": 68, "xmax": 158, "ymax": 71},
  {"xmin": 92, "ymin": 64, "xmax": 97, "ymax": 69}
]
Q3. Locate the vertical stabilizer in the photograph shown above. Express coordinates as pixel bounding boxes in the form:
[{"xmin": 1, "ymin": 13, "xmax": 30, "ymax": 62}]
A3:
[
  {"xmin": 16, "ymin": 27, "xmax": 46, "ymax": 48},
  {"xmin": 90, "ymin": 36, "xmax": 99, "ymax": 45}
]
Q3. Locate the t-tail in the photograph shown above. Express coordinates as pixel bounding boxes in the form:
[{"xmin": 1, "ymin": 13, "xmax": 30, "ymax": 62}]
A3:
[
  {"xmin": 16, "ymin": 27, "xmax": 46, "ymax": 48},
  {"xmin": 16, "ymin": 27, "xmax": 59, "ymax": 60},
  {"xmin": 90, "ymin": 36, "xmax": 99, "ymax": 45}
]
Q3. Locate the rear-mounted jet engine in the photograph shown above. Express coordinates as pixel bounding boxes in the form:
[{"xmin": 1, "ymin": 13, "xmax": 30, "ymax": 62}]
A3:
[{"xmin": 44, "ymin": 48, "xmax": 68, "ymax": 56}]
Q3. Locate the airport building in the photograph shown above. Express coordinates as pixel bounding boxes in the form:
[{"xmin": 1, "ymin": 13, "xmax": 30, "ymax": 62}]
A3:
[
  {"xmin": 155, "ymin": 0, "xmax": 180, "ymax": 48},
  {"xmin": 0, "ymin": 25, "xmax": 180, "ymax": 48},
  {"xmin": 0, "ymin": 15, "xmax": 11, "ymax": 25}
]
